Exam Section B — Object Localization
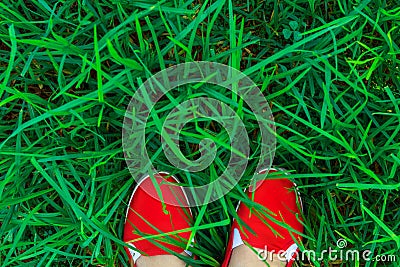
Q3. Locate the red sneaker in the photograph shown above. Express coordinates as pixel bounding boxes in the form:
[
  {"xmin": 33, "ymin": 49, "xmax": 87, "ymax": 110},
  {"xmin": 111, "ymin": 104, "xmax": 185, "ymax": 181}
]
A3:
[
  {"xmin": 222, "ymin": 168, "xmax": 303, "ymax": 267},
  {"xmin": 123, "ymin": 172, "xmax": 193, "ymax": 266}
]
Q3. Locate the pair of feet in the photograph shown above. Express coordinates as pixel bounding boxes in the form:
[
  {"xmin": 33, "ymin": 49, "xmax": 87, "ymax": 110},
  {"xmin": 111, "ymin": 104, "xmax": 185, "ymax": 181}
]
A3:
[{"xmin": 123, "ymin": 168, "xmax": 303, "ymax": 267}]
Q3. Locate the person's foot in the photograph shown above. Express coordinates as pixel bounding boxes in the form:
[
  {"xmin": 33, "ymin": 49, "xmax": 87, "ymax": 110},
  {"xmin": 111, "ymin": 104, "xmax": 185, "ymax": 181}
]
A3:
[
  {"xmin": 123, "ymin": 172, "xmax": 193, "ymax": 266},
  {"xmin": 222, "ymin": 168, "xmax": 304, "ymax": 267}
]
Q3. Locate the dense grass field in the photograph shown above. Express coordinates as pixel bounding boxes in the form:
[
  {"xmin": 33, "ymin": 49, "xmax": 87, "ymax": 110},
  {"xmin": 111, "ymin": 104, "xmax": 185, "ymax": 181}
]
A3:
[{"xmin": 1, "ymin": 0, "xmax": 399, "ymax": 266}]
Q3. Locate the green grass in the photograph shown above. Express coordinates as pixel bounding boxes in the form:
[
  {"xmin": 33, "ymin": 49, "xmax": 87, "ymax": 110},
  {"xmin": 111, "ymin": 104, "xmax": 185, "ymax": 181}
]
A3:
[{"xmin": 0, "ymin": 0, "xmax": 399, "ymax": 266}]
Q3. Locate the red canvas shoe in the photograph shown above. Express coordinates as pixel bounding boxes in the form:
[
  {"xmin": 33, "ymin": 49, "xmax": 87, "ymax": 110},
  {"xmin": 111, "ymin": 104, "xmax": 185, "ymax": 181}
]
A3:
[
  {"xmin": 123, "ymin": 172, "xmax": 193, "ymax": 266},
  {"xmin": 222, "ymin": 168, "xmax": 303, "ymax": 267}
]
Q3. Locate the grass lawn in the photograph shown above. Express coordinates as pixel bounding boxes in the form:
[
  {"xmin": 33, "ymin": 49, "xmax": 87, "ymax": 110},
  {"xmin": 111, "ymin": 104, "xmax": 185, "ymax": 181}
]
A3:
[{"xmin": 0, "ymin": 0, "xmax": 399, "ymax": 266}]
